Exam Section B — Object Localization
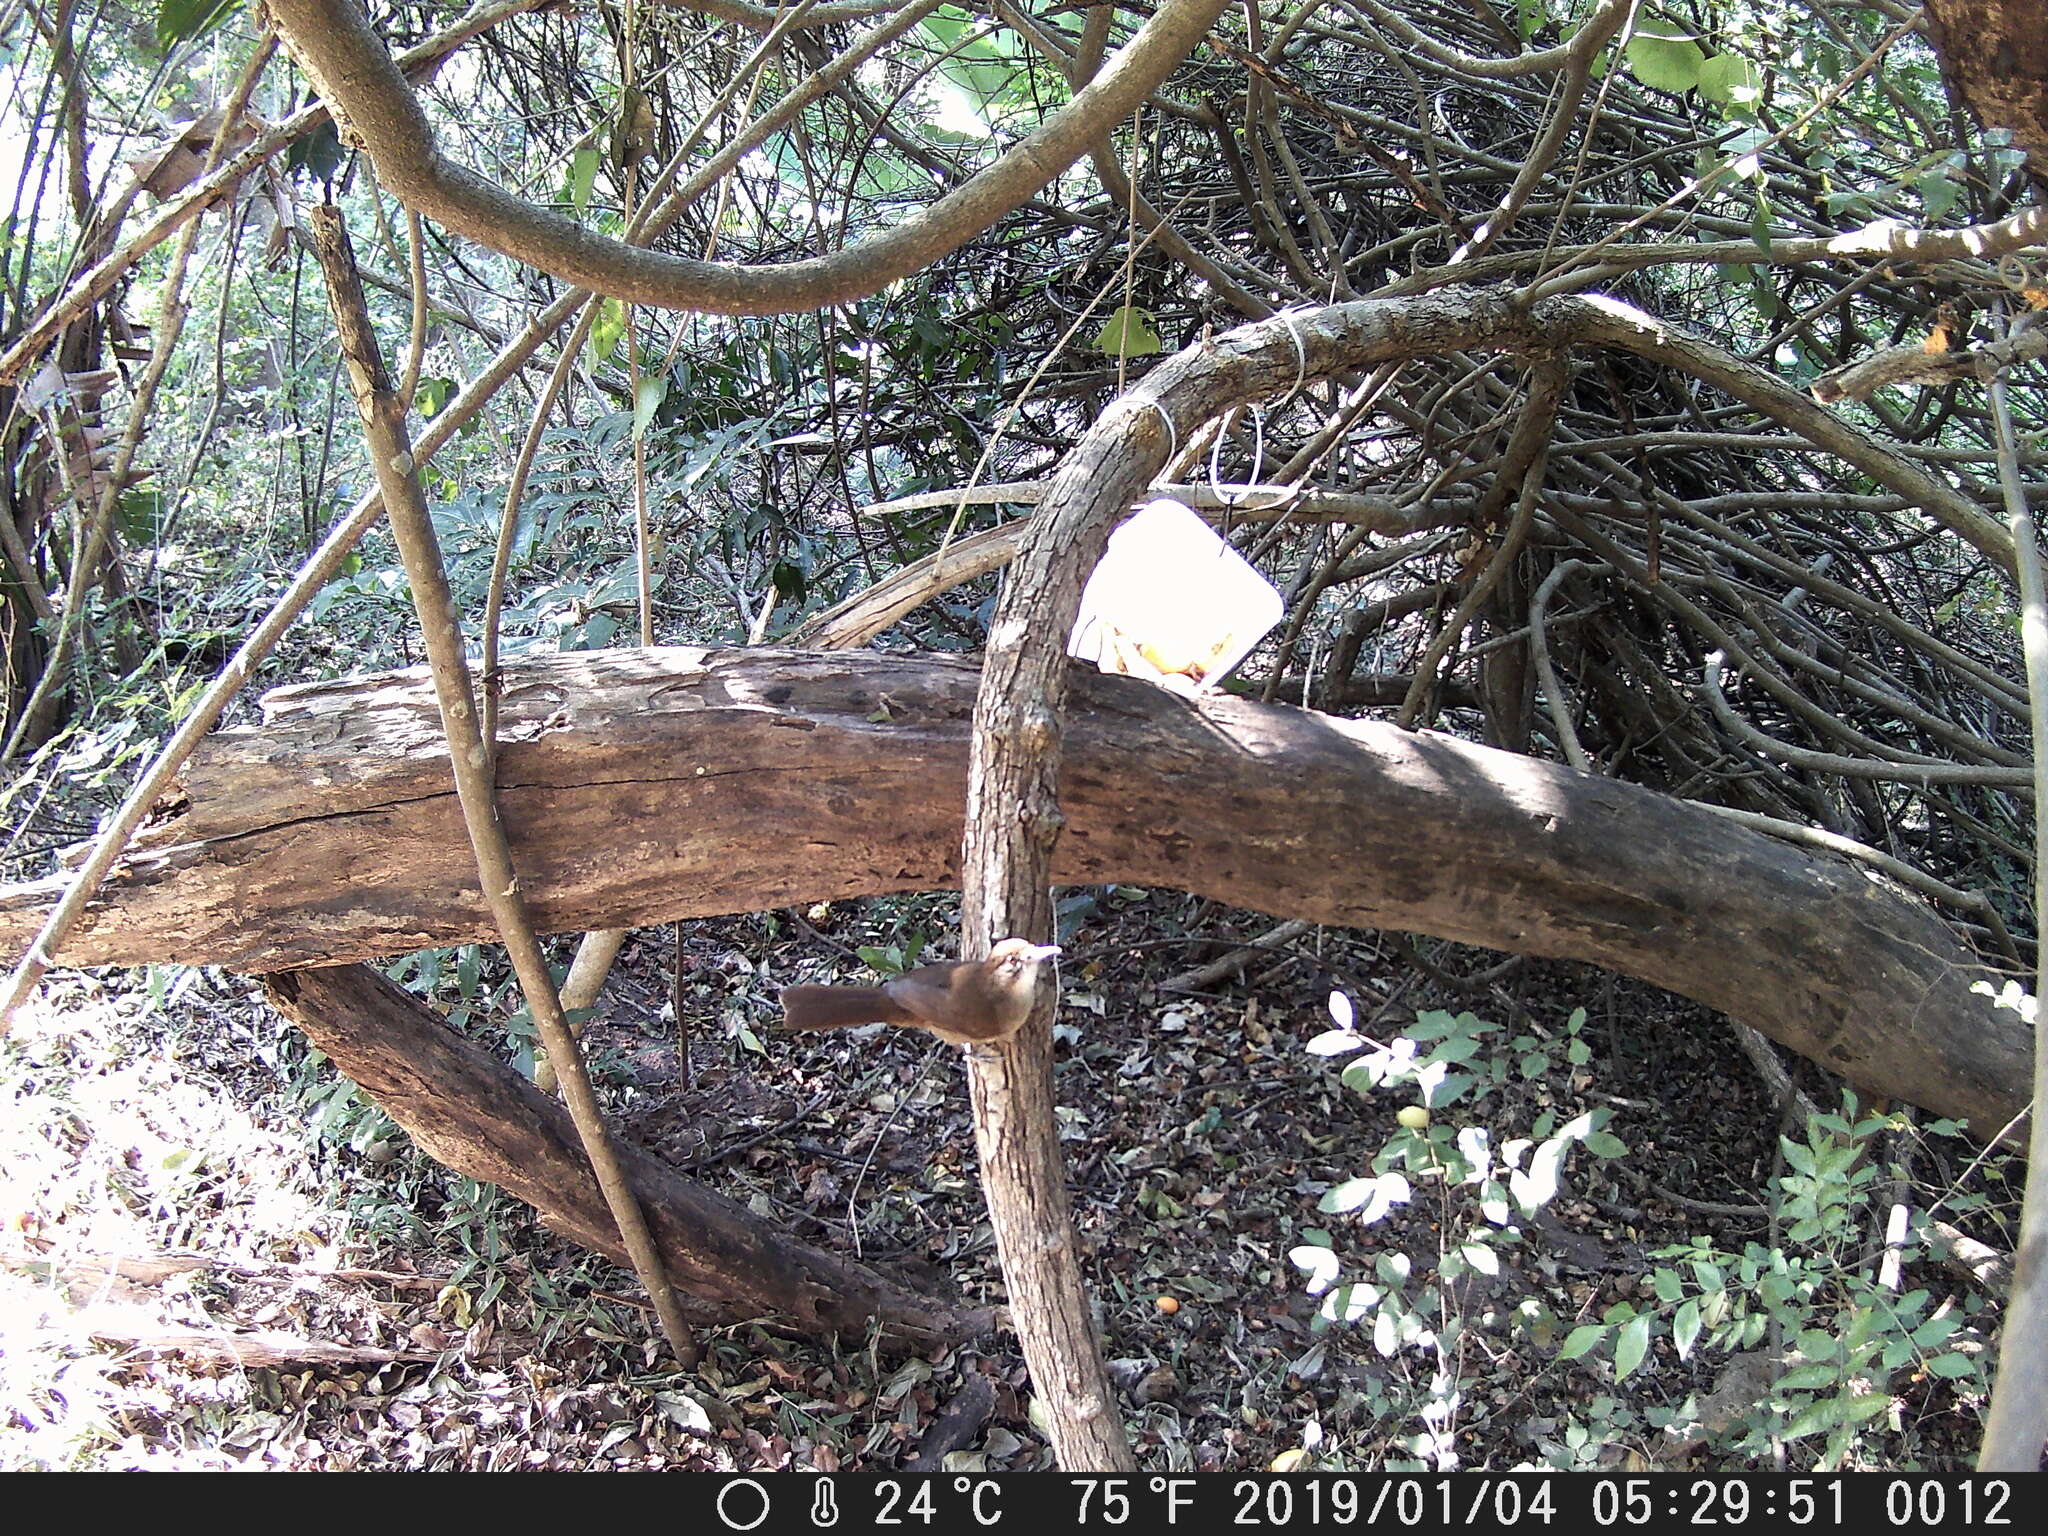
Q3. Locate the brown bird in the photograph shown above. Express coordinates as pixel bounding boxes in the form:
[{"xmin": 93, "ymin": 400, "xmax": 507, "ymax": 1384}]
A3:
[{"xmin": 779, "ymin": 938, "xmax": 1062, "ymax": 1045}]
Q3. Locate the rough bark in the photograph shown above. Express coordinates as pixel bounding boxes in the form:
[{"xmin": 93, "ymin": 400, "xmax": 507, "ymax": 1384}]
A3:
[
  {"xmin": 263, "ymin": 962, "xmax": 992, "ymax": 1350},
  {"xmin": 1922, "ymin": 0, "xmax": 2048, "ymax": 186},
  {"xmin": 0, "ymin": 645, "xmax": 2023, "ymax": 1138}
]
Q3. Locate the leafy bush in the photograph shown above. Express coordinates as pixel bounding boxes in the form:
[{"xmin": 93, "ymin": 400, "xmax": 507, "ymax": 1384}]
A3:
[{"xmin": 1294, "ymin": 998, "xmax": 1991, "ymax": 1470}]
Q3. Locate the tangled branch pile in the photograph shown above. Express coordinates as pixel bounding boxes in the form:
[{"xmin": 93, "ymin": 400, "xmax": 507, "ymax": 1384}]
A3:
[{"xmin": 1, "ymin": 0, "xmax": 2040, "ymax": 964}]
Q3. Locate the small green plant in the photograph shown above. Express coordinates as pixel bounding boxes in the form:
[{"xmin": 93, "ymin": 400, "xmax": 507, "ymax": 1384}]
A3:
[
  {"xmin": 856, "ymin": 933, "xmax": 927, "ymax": 977},
  {"xmin": 1292, "ymin": 991, "xmax": 1993, "ymax": 1471},
  {"xmin": 1291, "ymin": 998, "xmax": 1625, "ymax": 1469},
  {"xmin": 1608, "ymin": 1095, "xmax": 1988, "ymax": 1468}
]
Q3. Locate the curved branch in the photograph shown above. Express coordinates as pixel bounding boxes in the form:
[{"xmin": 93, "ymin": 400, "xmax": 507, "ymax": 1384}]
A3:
[
  {"xmin": 960, "ymin": 286, "xmax": 2017, "ymax": 935},
  {"xmin": 1702, "ymin": 652, "xmax": 2032, "ymax": 787},
  {"xmin": 1568, "ymin": 295, "xmax": 2014, "ymax": 569},
  {"xmin": 1336, "ymin": 0, "xmax": 1630, "ymax": 79},
  {"xmin": 265, "ymin": 0, "xmax": 1233, "ymax": 314},
  {"xmin": 950, "ymin": 275, "xmax": 2010, "ymax": 1472},
  {"xmin": 953, "ymin": 291, "xmax": 2027, "ymax": 1432},
  {"xmin": 651, "ymin": 0, "xmax": 899, "ymax": 27}
]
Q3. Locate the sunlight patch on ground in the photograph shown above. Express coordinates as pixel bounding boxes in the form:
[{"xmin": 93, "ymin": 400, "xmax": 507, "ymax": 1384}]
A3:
[{"xmin": 0, "ymin": 977, "xmax": 334, "ymax": 1468}]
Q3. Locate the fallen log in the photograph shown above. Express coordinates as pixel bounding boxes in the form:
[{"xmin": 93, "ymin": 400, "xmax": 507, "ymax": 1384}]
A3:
[
  {"xmin": 264, "ymin": 961, "xmax": 993, "ymax": 1350},
  {"xmin": 0, "ymin": 645, "xmax": 2024, "ymax": 1133}
]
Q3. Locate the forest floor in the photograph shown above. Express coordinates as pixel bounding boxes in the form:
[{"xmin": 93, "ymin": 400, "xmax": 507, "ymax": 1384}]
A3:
[{"xmin": 0, "ymin": 893, "xmax": 2004, "ymax": 1471}]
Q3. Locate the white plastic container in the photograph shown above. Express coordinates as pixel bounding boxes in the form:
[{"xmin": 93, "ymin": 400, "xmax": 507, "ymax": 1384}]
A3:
[{"xmin": 1068, "ymin": 497, "xmax": 1283, "ymax": 695}]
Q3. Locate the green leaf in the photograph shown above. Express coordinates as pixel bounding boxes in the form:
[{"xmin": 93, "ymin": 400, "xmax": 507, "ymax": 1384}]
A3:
[
  {"xmin": 587, "ymin": 297, "xmax": 627, "ymax": 369},
  {"xmin": 918, "ymin": 11, "xmax": 1037, "ymax": 117},
  {"xmin": 1093, "ymin": 304, "xmax": 1161, "ymax": 358},
  {"xmin": 1320, "ymin": 1282, "xmax": 1380, "ymax": 1324},
  {"xmin": 1776, "ymin": 1363, "xmax": 1843, "ymax": 1391},
  {"xmin": 918, "ymin": 9, "xmax": 974, "ymax": 51},
  {"xmin": 1431, "ymin": 1034, "xmax": 1484, "ymax": 1065},
  {"xmin": 1796, "ymin": 1328, "xmax": 1844, "ymax": 1364},
  {"xmin": 1516, "ymin": 1297, "xmax": 1559, "ymax": 1348},
  {"xmin": 1916, "ymin": 169, "xmax": 1959, "ymax": 223},
  {"xmin": 1558, "ymin": 1323, "xmax": 1607, "ymax": 1360},
  {"xmin": 1672, "ymin": 1298, "xmax": 1702, "ymax": 1360},
  {"xmin": 414, "ymin": 376, "xmax": 456, "ymax": 418},
  {"xmin": 632, "ymin": 374, "xmax": 666, "ymax": 440},
  {"xmin": 157, "ymin": 0, "xmax": 239, "ymax": 50},
  {"xmin": 1321, "ymin": 1177, "xmax": 1378, "ymax": 1214},
  {"xmin": 1406, "ymin": 1011, "xmax": 1451, "ymax": 1040},
  {"xmin": 856, "ymin": 943, "xmax": 906, "ymax": 975},
  {"xmin": 568, "ymin": 146, "xmax": 601, "ymax": 214},
  {"xmin": 1614, "ymin": 1314, "xmax": 1653, "ymax": 1381},
  {"xmin": 1697, "ymin": 54, "xmax": 1762, "ymax": 110},
  {"xmin": 1289, "ymin": 1244, "xmax": 1342, "ymax": 1291},
  {"xmin": 286, "ymin": 120, "xmax": 345, "ymax": 183},
  {"xmin": 1782, "ymin": 1397, "xmax": 1845, "ymax": 1442},
  {"xmin": 1912, "ymin": 1311, "xmax": 1962, "ymax": 1349},
  {"xmin": 1460, "ymin": 1242, "xmax": 1500, "ymax": 1277},
  {"xmin": 115, "ymin": 488, "xmax": 165, "ymax": 544},
  {"xmin": 1750, "ymin": 193, "xmax": 1775, "ymax": 257},
  {"xmin": 1557, "ymin": 1109, "xmax": 1606, "ymax": 1142},
  {"xmin": 1625, "ymin": 27, "xmax": 1706, "ymax": 95},
  {"xmin": 771, "ymin": 559, "xmax": 808, "ymax": 603},
  {"xmin": 1320, "ymin": 1172, "xmax": 1409, "ymax": 1223}
]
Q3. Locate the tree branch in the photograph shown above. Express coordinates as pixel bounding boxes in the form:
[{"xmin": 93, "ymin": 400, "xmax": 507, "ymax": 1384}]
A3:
[{"xmin": 265, "ymin": 0, "xmax": 1234, "ymax": 313}]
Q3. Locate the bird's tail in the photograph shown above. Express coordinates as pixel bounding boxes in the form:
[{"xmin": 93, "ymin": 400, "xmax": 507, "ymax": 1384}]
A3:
[{"xmin": 779, "ymin": 985, "xmax": 910, "ymax": 1032}]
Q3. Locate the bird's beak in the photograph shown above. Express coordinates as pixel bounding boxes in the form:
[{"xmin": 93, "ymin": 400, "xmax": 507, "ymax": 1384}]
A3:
[{"xmin": 1022, "ymin": 944, "xmax": 1061, "ymax": 961}]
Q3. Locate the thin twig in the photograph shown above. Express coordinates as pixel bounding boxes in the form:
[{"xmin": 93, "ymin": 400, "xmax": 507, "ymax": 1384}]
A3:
[
  {"xmin": 305, "ymin": 203, "xmax": 697, "ymax": 1369},
  {"xmin": 1975, "ymin": 352, "xmax": 2048, "ymax": 1472}
]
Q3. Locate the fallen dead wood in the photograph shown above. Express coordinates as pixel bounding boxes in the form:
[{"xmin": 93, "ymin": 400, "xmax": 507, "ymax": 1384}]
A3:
[
  {"xmin": 263, "ymin": 962, "xmax": 993, "ymax": 1350},
  {"xmin": 0, "ymin": 645, "xmax": 2024, "ymax": 1133}
]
